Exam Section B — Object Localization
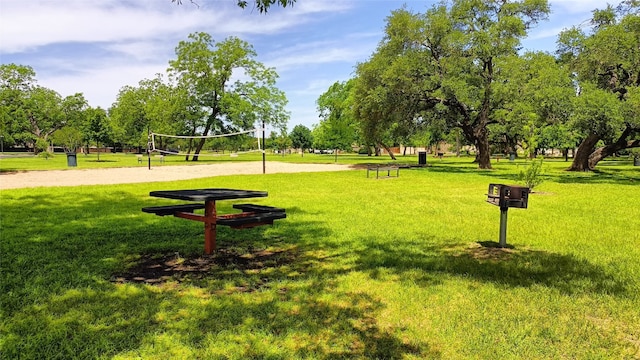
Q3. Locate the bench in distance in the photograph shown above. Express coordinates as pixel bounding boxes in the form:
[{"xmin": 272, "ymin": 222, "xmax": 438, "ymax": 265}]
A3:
[{"xmin": 367, "ymin": 164, "xmax": 400, "ymax": 179}]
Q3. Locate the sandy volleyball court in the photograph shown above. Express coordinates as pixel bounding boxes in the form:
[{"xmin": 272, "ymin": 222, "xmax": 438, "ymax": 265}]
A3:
[{"xmin": 0, "ymin": 161, "xmax": 356, "ymax": 190}]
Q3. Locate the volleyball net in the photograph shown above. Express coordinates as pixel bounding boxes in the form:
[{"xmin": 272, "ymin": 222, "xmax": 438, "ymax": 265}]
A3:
[{"xmin": 149, "ymin": 128, "xmax": 264, "ymax": 157}]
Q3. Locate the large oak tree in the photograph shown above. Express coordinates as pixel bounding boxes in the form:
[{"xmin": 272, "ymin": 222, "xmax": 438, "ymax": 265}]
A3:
[
  {"xmin": 353, "ymin": 0, "xmax": 550, "ymax": 169},
  {"xmin": 558, "ymin": 3, "xmax": 640, "ymax": 171}
]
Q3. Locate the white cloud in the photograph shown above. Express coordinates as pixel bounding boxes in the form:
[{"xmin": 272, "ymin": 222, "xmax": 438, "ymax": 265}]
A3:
[
  {"xmin": 520, "ymin": 0, "xmax": 606, "ymax": 47},
  {"xmin": 1, "ymin": 1, "xmax": 197, "ymax": 53},
  {"xmin": 527, "ymin": 25, "xmax": 568, "ymax": 41},
  {"xmin": 290, "ymin": 78, "xmax": 341, "ymax": 96},
  {"xmin": 38, "ymin": 62, "xmax": 168, "ymax": 109},
  {"xmin": 0, "ymin": 0, "xmax": 358, "ymax": 113},
  {"xmin": 105, "ymin": 41, "xmax": 173, "ymax": 62},
  {"xmin": 271, "ymin": 47, "xmax": 365, "ymax": 69},
  {"xmin": 264, "ymin": 33, "xmax": 377, "ymax": 72},
  {"xmin": 0, "ymin": 0, "xmax": 353, "ymax": 54}
]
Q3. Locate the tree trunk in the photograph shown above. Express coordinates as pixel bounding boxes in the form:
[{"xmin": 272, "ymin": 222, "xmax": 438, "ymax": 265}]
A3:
[
  {"xmin": 460, "ymin": 123, "xmax": 491, "ymax": 169},
  {"xmin": 192, "ymin": 138, "xmax": 206, "ymax": 161},
  {"xmin": 588, "ymin": 138, "xmax": 640, "ymax": 169},
  {"xmin": 568, "ymin": 133, "xmax": 600, "ymax": 171},
  {"xmin": 184, "ymin": 129, "xmax": 197, "ymax": 161},
  {"xmin": 192, "ymin": 107, "xmax": 220, "ymax": 161},
  {"xmin": 475, "ymin": 134, "xmax": 492, "ymax": 169},
  {"xmin": 379, "ymin": 142, "xmax": 397, "ymax": 160},
  {"xmin": 504, "ymin": 134, "xmax": 518, "ymax": 157}
]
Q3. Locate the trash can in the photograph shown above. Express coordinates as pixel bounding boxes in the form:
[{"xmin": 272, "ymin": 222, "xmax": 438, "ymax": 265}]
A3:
[
  {"xmin": 66, "ymin": 152, "xmax": 77, "ymax": 167},
  {"xmin": 509, "ymin": 153, "xmax": 516, "ymax": 161},
  {"xmin": 418, "ymin": 151, "xmax": 427, "ymax": 165},
  {"xmin": 634, "ymin": 156, "xmax": 640, "ymax": 166}
]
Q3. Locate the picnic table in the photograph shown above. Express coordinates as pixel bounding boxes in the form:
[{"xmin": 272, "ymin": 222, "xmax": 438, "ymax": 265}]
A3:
[{"xmin": 142, "ymin": 188, "xmax": 286, "ymax": 254}]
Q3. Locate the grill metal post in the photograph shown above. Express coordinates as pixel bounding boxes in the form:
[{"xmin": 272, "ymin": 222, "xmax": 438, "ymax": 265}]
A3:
[{"xmin": 499, "ymin": 208, "xmax": 508, "ymax": 248}]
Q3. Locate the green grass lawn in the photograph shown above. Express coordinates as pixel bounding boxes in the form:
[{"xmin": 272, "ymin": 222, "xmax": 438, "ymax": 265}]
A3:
[
  {"xmin": 1, "ymin": 158, "xmax": 639, "ymax": 359},
  {"xmin": 0, "ymin": 151, "xmax": 388, "ymax": 172},
  {"xmin": 1, "ymin": 149, "xmax": 637, "ymax": 172}
]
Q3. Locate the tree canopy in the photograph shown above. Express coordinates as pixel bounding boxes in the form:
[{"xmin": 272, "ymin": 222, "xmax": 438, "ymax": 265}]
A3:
[
  {"xmin": 558, "ymin": 2, "xmax": 640, "ymax": 170},
  {"xmin": 289, "ymin": 124, "xmax": 313, "ymax": 155},
  {"xmin": 352, "ymin": 0, "xmax": 551, "ymax": 168},
  {"xmin": 315, "ymin": 80, "xmax": 359, "ymax": 153},
  {"xmin": 167, "ymin": 32, "xmax": 288, "ymax": 160},
  {"xmin": 172, "ymin": 0, "xmax": 295, "ymax": 13},
  {"xmin": 0, "ymin": 64, "xmax": 88, "ymax": 153},
  {"xmin": 110, "ymin": 75, "xmax": 198, "ymax": 153}
]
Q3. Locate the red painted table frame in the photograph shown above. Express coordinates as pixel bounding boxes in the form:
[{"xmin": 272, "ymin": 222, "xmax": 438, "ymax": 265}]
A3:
[{"xmin": 148, "ymin": 188, "xmax": 268, "ymax": 254}]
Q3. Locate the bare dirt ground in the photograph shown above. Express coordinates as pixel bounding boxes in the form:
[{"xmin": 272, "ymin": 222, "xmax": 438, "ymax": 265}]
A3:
[{"xmin": 0, "ymin": 161, "xmax": 356, "ymax": 190}]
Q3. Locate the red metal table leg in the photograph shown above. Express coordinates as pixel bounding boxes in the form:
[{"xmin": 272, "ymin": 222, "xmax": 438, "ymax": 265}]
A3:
[{"xmin": 204, "ymin": 200, "xmax": 217, "ymax": 254}]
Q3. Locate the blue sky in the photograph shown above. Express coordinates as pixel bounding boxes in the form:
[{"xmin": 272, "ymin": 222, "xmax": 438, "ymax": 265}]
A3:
[{"xmin": 0, "ymin": 0, "xmax": 607, "ymax": 132}]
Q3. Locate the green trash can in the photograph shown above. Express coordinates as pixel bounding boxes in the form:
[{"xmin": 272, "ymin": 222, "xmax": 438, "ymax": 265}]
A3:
[{"xmin": 66, "ymin": 152, "xmax": 77, "ymax": 167}]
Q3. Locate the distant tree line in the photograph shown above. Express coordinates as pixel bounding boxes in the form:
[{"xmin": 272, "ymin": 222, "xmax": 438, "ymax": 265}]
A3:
[{"xmin": 0, "ymin": 33, "xmax": 289, "ymax": 160}]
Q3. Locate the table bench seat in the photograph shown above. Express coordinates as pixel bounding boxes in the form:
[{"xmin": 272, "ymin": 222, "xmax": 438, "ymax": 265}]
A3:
[
  {"xmin": 216, "ymin": 211, "xmax": 287, "ymax": 229},
  {"xmin": 232, "ymin": 204, "xmax": 286, "ymax": 213},
  {"xmin": 142, "ymin": 204, "xmax": 205, "ymax": 216}
]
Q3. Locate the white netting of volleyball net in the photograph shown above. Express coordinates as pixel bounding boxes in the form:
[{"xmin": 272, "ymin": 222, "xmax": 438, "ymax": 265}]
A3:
[{"xmin": 149, "ymin": 128, "xmax": 264, "ymax": 157}]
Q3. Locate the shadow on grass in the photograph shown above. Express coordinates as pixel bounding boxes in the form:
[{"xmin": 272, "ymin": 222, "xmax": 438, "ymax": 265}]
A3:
[
  {"xmin": 548, "ymin": 167, "xmax": 640, "ymax": 185},
  {"xmin": 353, "ymin": 238, "xmax": 629, "ymax": 297},
  {"xmin": 1, "ymin": 191, "xmax": 436, "ymax": 359},
  {"xmin": 423, "ymin": 159, "xmax": 639, "ymax": 185},
  {"xmin": 0, "ymin": 168, "xmax": 23, "ymax": 173},
  {"xmin": 85, "ymin": 159, "xmax": 118, "ymax": 163}
]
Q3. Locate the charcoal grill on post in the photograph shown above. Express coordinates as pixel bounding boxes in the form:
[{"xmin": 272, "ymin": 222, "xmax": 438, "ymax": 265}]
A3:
[{"xmin": 486, "ymin": 184, "xmax": 529, "ymax": 247}]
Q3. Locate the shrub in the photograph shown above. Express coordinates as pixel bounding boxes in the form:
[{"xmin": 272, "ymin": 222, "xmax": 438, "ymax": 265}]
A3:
[
  {"xmin": 37, "ymin": 151, "xmax": 54, "ymax": 160},
  {"xmin": 518, "ymin": 156, "xmax": 545, "ymax": 191}
]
